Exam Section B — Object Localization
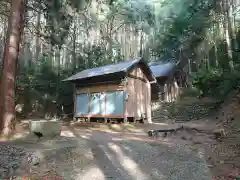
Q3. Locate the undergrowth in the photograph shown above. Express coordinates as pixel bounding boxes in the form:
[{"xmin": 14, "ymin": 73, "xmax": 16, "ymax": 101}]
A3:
[{"xmin": 192, "ymin": 66, "xmax": 240, "ymax": 100}]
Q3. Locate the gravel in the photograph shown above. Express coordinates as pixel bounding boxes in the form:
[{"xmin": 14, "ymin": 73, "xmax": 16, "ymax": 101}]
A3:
[
  {"xmin": 0, "ymin": 144, "xmax": 39, "ymax": 178},
  {"xmin": 117, "ymin": 140, "xmax": 212, "ymax": 180},
  {"xmin": 0, "ymin": 131, "xmax": 212, "ymax": 180}
]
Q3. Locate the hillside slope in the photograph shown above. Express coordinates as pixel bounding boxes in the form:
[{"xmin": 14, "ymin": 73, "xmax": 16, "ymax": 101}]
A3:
[{"xmin": 152, "ymin": 90, "xmax": 240, "ymax": 179}]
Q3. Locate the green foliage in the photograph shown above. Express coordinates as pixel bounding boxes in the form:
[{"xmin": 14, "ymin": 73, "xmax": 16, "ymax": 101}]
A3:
[
  {"xmin": 14, "ymin": 42, "xmax": 124, "ymax": 118},
  {"xmin": 193, "ymin": 67, "xmax": 240, "ymax": 98},
  {"xmin": 149, "ymin": 0, "xmax": 216, "ymax": 57},
  {"xmin": 122, "ymin": 0, "xmax": 155, "ymax": 27},
  {"xmin": 36, "ymin": 0, "xmax": 89, "ymax": 48},
  {"xmin": 179, "ymin": 87, "xmax": 201, "ymax": 99},
  {"xmin": 193, "ymin": 68, "xmax": 222, "ymax": 96},
  {"xmin": 16, "ymin": 55, "xmax": 74, "ymax": 118},
  {"xmin": 3, "ymin": 0, "xmax": 238, "ymax": 119},
  {"xmin": 42, "ymin": 0, "xmax": 73, "ymax": 47}
]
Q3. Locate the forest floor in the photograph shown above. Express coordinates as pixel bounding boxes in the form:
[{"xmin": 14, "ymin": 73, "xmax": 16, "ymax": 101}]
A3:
[
  {"xmin": 0, "ymin": 118, "xmax": 239, "ymax": 180},
  {"xmin": 0, "ymin": 122, "xmax": 213, "ymax": 180},
  {"xmin": 0, "ymin": 92, "xmax": 239, "ymax": 179}
]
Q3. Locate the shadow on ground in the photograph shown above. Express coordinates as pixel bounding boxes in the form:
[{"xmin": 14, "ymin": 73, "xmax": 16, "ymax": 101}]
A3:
[{"xmin": 0, "ymin": 125, "xmax": 212, "ymax": 180}]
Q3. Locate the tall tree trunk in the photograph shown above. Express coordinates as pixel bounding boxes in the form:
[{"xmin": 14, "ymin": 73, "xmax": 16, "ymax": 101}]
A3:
[
  {"xmin": 56, "ymin": 46, "xmax": 61, "ymax": 117},
  {"xmin": 34, "ymin": 10, "xmax": 41, "ymax": 65},
  {"xmin": 139, "ymin": 14, "xmax": 144, "ymax": 57},
  {"xmin": 213, "ymin": 12, "xmax": 219, "ymax": 67},
  {"xmin": 0, "ymin": 0, "xmax": 26, "ymax": 136},
  {"xmin": 228, "ymin": 0, "xmax": 239, "ymax": 62},
  {"xmin": 0, "ymin": 16, "xmax": 8, "ymax": 64},
  {"xmin": 72, "ymin": 20, "xmax": 77, "ymax": 71},
  {"xmin": 222, "ymin": 0, "xmax": 234, "ymax": 70}
]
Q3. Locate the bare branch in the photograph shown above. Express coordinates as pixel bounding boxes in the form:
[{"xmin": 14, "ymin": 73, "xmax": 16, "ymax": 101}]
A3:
[
  {"xmin": 26, "ymin": 5, "xmax": 42, "ymax": 13},
  {"xmin": 111, "ymin": 21, "xmax": 125, "ymax": 34}
]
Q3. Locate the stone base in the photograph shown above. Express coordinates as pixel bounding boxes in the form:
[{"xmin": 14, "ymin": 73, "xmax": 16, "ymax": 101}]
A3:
[{"xmin": 30, "ymin": 120, "xmax": 61, "ymax": 137}]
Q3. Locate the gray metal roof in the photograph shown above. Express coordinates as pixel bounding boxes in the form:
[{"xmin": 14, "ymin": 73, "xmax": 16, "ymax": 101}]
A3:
[
  {"xmin": 150, "ymin": 62, "xmax": 176, "ymax": 77},
  {"xmin": 64, "ymin": 57, "xmax": 155, "ymax": 82}
]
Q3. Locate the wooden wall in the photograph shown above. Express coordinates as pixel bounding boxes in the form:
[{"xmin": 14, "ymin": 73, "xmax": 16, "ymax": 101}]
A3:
[
  {"xmin": 73, "ymin": 66, "xmax": 152, "ymax": 124},
  {"xmin": 74, "ymin": 84, "xmax": 125, "ymax": 118},
  {"xmin": 151, "ymin": 69, "xmax": 186, "ymax": 103},
  {"xmin": 125, "ymin": 66, "xmax": 152, "ymax": 123},
  {"xmin": 162, "ymin": 77, "xmax": 181, "ymax": 102},
  {"xmin": 152, "ymin": 76, "xmax": 181, "ymax": 103}
]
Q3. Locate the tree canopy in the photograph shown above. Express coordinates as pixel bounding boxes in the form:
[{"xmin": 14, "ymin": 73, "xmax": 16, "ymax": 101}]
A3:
[{"xmin": 0, "ymin": 0, "xmax": 239, "ymax": 135}]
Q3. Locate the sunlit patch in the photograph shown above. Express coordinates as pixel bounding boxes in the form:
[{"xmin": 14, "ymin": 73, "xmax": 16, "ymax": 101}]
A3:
[
  {"xmin": 15, "ymin": 104, "xmax": 24, "ymax": 113},
  {"xmin": 122, "ymin": 145, "xmax": 132, "ymax": 152},
  {"xmin": 84, "ymin": 152, "xmax": 94, "ymax": 160},
  {"xmin": 76, "ymin": 166, "xmax": 105, "ymax": 180},
  {"xmin": 6, "ymin": 72, "xmax": 15, "ymax": 82},
  {"xmin": 11, "ymin": 132, "xmax": 28, "ymax": 140},
  {"xmin": 61, "ymin": 130, "xmax": 76, "ymax": 137},
  {"xmin": 111, "ymin": 137, "xmax": 123, "ymax": 141},
  {"xmin": 197, "ymin": 150, "xmax": 205, "ymax": 159},
  {"xmin": 107, "ymin": 142, "xmax": 148, "ymax": 180},
  {"xmin": 122, "ymin": 136, "xmax": 148, "ymax": 141},
  {"xmin": 42, "ymin": 140, "xmax": 55, "ymax": 146},
  {"xmin": 152, "ymin": 168, "xmax": 166, "ymax": 178},
  {"xmin": 80, "ymin": 135, "xmax": 91, "ymax": 139}
]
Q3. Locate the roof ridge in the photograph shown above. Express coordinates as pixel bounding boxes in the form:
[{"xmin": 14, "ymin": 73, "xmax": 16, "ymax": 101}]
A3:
[{"xmin": 63, "ymin": 57, "xmax": 143, "ymax": 82}]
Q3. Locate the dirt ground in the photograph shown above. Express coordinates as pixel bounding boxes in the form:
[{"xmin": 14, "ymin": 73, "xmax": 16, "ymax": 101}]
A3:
[
  {"xmin": 152, "ymin": 90, "xmax": 240, "ymax": 180},
  {"xmin": 0, "ymin": 122, "xmax": 212, "ymax": 180},
  {"xmin": 172, "ymin": 123, "xmax": 240, "ymax": 180},
  {"xmin": 0, "ymin": 110, "xmax": 239, "ymax": 180}
]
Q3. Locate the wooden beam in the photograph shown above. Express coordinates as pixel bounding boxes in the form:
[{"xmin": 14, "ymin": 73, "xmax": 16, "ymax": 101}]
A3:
[
  {"xmin": 76, "ymin": 84, "xmax": 124, "ymax": 94},
  {"xmin": 127, "ymin": 74, "xmax": 147, "ymax": 83},
  {"xmin": 75, "ymin": 115, "xmax": 125, "ymax": 118},
  {"xmin": 75, "ymin": 80, "xmax": 123, "ymax": 88}
]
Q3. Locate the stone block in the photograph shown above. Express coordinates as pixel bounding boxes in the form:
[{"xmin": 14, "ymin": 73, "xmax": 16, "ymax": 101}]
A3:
[{"xmin": 30, "ymin": 120, "xmax": 61, "ymax": 137}]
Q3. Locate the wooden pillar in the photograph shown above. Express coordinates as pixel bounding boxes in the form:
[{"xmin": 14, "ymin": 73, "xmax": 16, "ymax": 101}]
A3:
[
  {"xmin": 124, "ymin": 117, "xmax": 128, "ymax": 123},
  {"xmin": 87, "ymin": 117, "xmax": 90, "ymax": 122},
  {"xmin": 104, "ymin": 118, "xmax": 108, "ymax": 123},
  {"xmin": 73, "ymin": 84, "xmax": 76, "ymax": 121},
  {"xmin": 124, "ymin": 80, "xmax": 128, "ymax": 124}
]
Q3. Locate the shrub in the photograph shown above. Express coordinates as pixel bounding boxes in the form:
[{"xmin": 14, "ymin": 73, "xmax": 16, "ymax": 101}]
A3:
[{"xmin": 192, "ymin": 67, "xmax": 240, "ymax": 98}]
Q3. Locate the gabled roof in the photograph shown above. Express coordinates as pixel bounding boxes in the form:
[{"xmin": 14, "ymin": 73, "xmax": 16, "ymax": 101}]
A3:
[
  {"xmin": 150, "ymin": 60, "xmax": 178, "ymax": 78},
  {"xmin": 64, "ymin": 57, "xmax": 156, "ymax": 82}
]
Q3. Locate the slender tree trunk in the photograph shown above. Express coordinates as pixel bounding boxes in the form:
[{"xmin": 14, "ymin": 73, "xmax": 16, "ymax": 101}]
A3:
[
  {"xmin": 72, "ymin": 21, "xmax": 77, "ymax": 71},
  {"xmin": 139, "ymin": 28, "xmax": 143, "ymax": 57},
  {"xmin": 63, "ymin": 46, "xmax": 68, "ymax": 69},
  {"xmin": 228, "ymin": 0, "xmax": 239, "ymax": 62},
  {"xmin": 1, "ymin": 17, "xmax": 9, "ymax": 72},
  {"xmin": 222, "ymin": 0, "xmax": 234, "ymax": 70},
  {"xmin": 0, "ymin": 0, "xmax": 26, "ymax": 136},
  {"xmin": 34, "ymin": 10, "xmax": 41, "ymax": 65},
  {"xmin": 213, "ymin": 12, "xmax": 219, "ymax": 67},
  {"xmin": 56, "ymin": 46, "xmax": 61, "ymax": 117}
]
